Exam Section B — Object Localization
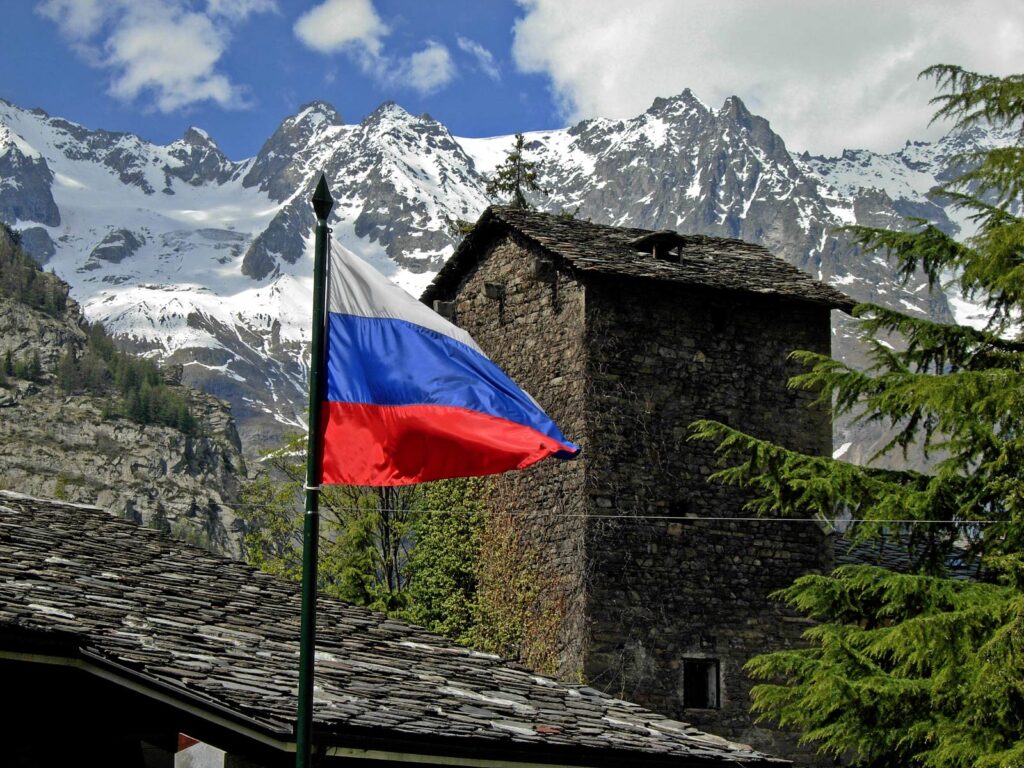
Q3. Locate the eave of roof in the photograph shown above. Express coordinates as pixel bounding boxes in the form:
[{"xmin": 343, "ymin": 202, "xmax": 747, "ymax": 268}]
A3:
[
  {"xmin": 422, "ymin": 207, "xmax": 855, "ymax": 312},
  {"xmin": 0, "ymin": 491, "xmax": 786, "ymax": 768}
]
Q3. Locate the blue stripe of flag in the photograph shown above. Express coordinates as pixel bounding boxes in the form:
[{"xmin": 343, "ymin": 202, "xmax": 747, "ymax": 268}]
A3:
[{"xmin": 323, "ymin": 312, "xmax": 578, "ymax": 453}]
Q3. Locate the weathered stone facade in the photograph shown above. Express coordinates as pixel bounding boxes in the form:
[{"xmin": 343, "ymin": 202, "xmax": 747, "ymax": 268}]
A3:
[
  {"xmin": 452, "ymin": 230, "xmax": 592, "ymax": 674},
  {"xmin": 581, "ymin": 278, "xmax": 833, "ymax": 756},
  {"xmin": 423, "ymin": 207, "xmax": 850, "ymax": 760}
]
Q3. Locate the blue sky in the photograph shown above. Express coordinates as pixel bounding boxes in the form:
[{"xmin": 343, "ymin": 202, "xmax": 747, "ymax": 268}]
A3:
[{"xmin": 2, "ymin": 1, "xmax": 1022, "ymax": 160}]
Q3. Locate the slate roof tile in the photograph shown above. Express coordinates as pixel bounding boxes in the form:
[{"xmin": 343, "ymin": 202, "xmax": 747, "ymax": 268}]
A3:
[
  {"xmin": 423, "ymin": 206, "xmax": 854, "ymax": 311},
  {"xmin": 834, "ymin": 535, "xmax": 981, "ymax": 580},
  {"xmin": 0, "ymin": 491, "xmax": 785, "ymax": 766}
]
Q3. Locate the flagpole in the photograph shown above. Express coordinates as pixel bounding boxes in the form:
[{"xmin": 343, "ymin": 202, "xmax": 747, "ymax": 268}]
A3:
[{"xmin": 296, "ymin": 174, "xmax": 333, "ymax": 768}]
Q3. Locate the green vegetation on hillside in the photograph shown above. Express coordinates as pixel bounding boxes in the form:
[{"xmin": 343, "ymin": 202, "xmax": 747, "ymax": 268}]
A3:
[
  {"xmin": 61, "ymin": 323, "xmax": 198, "ymax": 434},
  {"xmin": 0, "ymin": 224, "xmax": 67, "ymax": 317},
  {"xmin": 0, "ymin": 223, "xmax": 197, "ymax": 435},
  {"xmin": 692, "ymin": 65, "xmax": 1024, "ymax": 768}
]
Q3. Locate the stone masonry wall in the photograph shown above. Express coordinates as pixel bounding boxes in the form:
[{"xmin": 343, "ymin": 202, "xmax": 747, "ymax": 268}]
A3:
[
  {"xmin": 448, "ymin": 233, "xmax": 591, "ymax": 678},
  {"xmin": 581, "ymin": 276, "xmax": 833, "ymax": 758},
  {"xmin": 444, "ymin": 234, "xmax": 837, "ymax": 760}
]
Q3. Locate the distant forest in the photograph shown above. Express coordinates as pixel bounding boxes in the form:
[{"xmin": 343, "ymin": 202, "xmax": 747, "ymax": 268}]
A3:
[{"xmin": 0, "ymin": 224, "xmax": 197, "ymax": 435}]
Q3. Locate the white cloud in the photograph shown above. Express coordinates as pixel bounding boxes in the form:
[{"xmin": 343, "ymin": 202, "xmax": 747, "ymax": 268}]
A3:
[
  {"xmin": 106, "ymin": 12, "xmax": 235, "ymax": 111},
  {"xmin": 206, "ymin": 0, "xmax": 277, "ymax": 22},
  {"xmin": 396, "ymin": 41, "xmax": 456, "ymax": 94},
  {"xmin": 293, "ymin": 0, "xmax": 386, "ymax": 56},
  {"xmin": 457, "ymin": 36, "xmax": 500, "ymax": 80},
  {"xmin": 38, "ymin": 0, "xmax": 107, "ymax": 39},
  {"xmin": 356, "ymin": 41, "xmax": 456, "ymax": 96},
  {"xmin": 512, "ymin": 0, "xmax": 1024, "ymax": 155},
  {"xmin": 36, "ymin": 0, "xmax": 275, "ymax": 112},
  {"xmin": 294, "ymin": 1, "xmax": 455, "ymax": 95}
]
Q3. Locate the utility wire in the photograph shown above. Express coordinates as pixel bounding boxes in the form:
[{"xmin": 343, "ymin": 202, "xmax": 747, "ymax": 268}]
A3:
[{"xmin": 228, "ymin": 500, "xmax": 996, "ymax": 526}]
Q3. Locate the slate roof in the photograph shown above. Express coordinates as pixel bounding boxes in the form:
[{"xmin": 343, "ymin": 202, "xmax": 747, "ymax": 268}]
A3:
[
  {"xmin": 0, "ymin": 491, "xmax": 785, "ymax": 767},
  {"xmin": 834, "ymin": 535, "xmax": 982, "ymax": 581},
  {"xmin": 423, "ymin": 206, "xmax": 855, "ymax": 310}
]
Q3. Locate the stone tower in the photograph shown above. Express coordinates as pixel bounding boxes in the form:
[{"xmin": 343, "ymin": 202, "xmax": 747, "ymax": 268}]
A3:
[{"xmin": 422, "ymin": 206, "xmax": 853, "ymax": 756}]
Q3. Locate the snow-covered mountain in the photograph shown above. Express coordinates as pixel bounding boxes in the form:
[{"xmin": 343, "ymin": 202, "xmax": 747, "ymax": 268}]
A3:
[
  {"xmin": 0, "ymin": 97, "xmax": 489, "ymax": 449},
  {"xmin": 0, "ymin": 93, "xmax": 1009, "ymax": 456}
]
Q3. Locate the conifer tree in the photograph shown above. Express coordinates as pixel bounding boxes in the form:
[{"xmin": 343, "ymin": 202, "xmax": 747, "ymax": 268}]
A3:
[
  {"xmin": 20, "ymin": 351, "xmax": 43, "ymax": 382},
  {"xmin": 485, "ymin": 133, "xmax": 546, "ymax": 209},
  {"xmin": 57, "ymin": 345, "xmax": 81, "ymax": 393},
  {"xmin": 691, "ymin": 66, "xmax": 1024, "ymax": 768}
]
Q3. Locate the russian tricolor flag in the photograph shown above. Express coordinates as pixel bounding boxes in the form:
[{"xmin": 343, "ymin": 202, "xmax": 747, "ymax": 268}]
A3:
[{"xmin": 319, "ymin": 241, "xmax": 579, "ymax": 486}]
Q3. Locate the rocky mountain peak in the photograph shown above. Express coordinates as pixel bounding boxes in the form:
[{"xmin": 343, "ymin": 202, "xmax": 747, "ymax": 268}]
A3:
[
  {"xmin": 242, "ymin": 100, "xmax": 345, "ymax": 200},
  {"xmin": 647, "ymin": 89, "xmax": 709, "ymax": 118},
  {"xmin": 712, "ymin": 95, "xmax": 792, "ymax": 166},
  {"xmin": 359, "ymin": 100, "xmax": 461, "ymax": 150},
  {"xmin": 719, "ymin": 95, "xmax": 752, "ymax": 122},
  {"xmin": 166, "ymin": 127, "xmax": 234, "ymax": 188},
  {"xmin": 365, "ymin": 100, "xmax": 411, "ymax": 122},
  {"xmin": 267, "ymin": 101, "xmax": 345, "ymax": 148},
  {"xmin": 360, "ymin": 101, "xmax": 436, "ymax": 140},
  {"xmin": 181, "ymin": 126, "xmax": 217, "ymax": 148},
  {"xmin": 0, "ymin": 121, "xmax": 60, "ymax": 229},
  {"xmin": 293, "ymin": 100, "xmax": 344, "ymax": 128}
]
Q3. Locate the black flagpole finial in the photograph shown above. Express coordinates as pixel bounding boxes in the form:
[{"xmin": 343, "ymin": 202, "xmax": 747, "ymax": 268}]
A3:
[{"xmin": 311, "ymin": 173, "xmax": 334, "ymax": 221}]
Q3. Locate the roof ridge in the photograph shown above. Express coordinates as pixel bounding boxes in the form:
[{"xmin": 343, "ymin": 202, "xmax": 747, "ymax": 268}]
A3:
[{"xmin": 423, "ymin": 206, "xmax": 854, "ymax": 311}]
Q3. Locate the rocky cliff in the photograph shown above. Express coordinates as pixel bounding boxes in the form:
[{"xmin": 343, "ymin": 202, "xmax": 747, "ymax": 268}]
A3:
[{"xmin": 0, "ymin": 226, "xmax": 247, "ymax": 556}]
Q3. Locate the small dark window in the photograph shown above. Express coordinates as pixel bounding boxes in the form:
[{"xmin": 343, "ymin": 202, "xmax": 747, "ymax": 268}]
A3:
[
  {"xmin": 668, "ymin": 500, "xmax": 692, "ymax": 517},
  {"xmin": 652, "ymin": 244, "xmax": 681, "ymax": 262},
  {"xmin": 682, "ymin": 659, "xmax": 720, "ymax": 709}
]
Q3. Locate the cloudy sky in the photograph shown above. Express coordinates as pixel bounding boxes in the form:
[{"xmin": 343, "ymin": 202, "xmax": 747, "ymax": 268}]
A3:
[{"xmin": 3, "ymin": 0, "xmax": 1021, "ymax": 159}]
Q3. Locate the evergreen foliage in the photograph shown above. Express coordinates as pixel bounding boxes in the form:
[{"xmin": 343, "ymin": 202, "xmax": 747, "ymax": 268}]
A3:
[
  {"xmin": 485, "ymin": 133, "xmax": 547, "ymax": 209},
  {"xmin": 443, "ymin": 215, "xmax": 476, "ymax": 241},
  {"xmin": 58, "ymin": 321, "xmax": 198, "ymax": 434},
  {"xmin": 691, "ymin": 65, "xmax": 1024, "ymax": 767},
  {"xmin": 0, "ymin": 224, "xmax": 196, "ymax": 433},
  {"xmin": 0, "ymin": 223, "xmax": 67, "ymax": 317},
  {"xmin": 10, "ymin": 351, "xmax": 44, "ymax": 383},
  {"xmin": 239, "ymin": 440, "xmax": 491, "ymax": 638},
  {"xmin": 403, "ymin": 478, "xmax": 484, "ymax": 641}
]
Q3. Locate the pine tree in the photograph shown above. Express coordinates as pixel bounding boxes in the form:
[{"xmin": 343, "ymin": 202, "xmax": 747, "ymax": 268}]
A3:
[
  {"xmin": 485, "ymin": 133, "xmax": 546, "ymax": 209},
  {"xmin": 16, "ymin": 351, "xmax": 43, "ymax": 382},
  {"xmin": 57, "ymin": 345, "xmax": 81, "ymax": 393},
  {"xmin": 691, "ymin": 65, "xmax": 1024, "ymax": 768}
]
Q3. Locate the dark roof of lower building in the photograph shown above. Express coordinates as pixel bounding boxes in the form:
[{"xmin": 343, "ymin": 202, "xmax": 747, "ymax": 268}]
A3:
[
  {"xmin": 422, "ymin": 206, "xmax": 854, "ymax": 310},
  {"xmin": 834, "ymin": 535, "xmax": 981, "ymax": 581},
  {"xmin": 0, "ymin": 491, "xmax": 785, "ymax": 767}
]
